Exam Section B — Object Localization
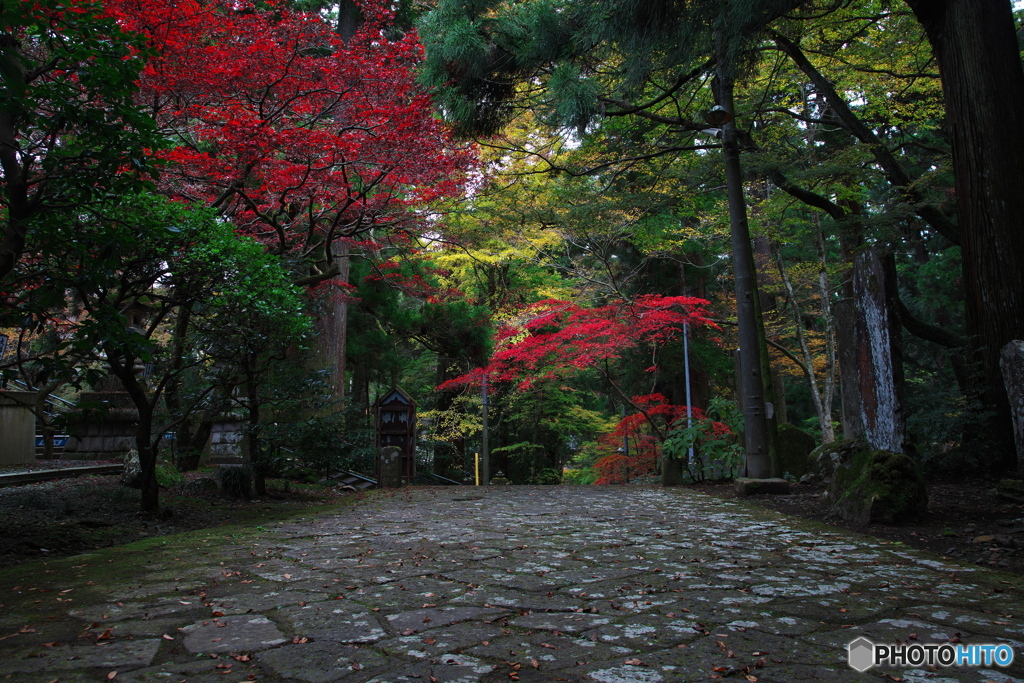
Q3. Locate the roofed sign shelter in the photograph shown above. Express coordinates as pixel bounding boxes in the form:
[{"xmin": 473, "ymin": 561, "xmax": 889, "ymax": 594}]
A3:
[{"xmin": 374, "ymin": 387, "xmax": 416, "ymax": 484}]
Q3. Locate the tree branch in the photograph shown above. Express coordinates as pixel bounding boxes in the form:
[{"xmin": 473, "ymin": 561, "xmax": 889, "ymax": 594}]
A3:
[{"xmin": 771, "ymin": 31, "xmax": 960, "ymax": 245}]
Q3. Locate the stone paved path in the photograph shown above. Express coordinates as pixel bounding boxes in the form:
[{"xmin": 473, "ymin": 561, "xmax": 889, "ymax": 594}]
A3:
[{"xmin": 2, "ymin": 486, "xmax": 1024, "ymax": 682}]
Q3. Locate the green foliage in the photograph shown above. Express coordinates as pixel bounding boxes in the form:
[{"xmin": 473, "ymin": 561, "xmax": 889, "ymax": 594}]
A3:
[
  {"xmin": 1, "ymin": 0, "xmax": 162, "ymax": 279},
  {"xmin": 561, "ymin": 466, "xmax": 599, "ymax": 485},
  {"xmin": 155, "ymin": 463, "xmax": 185, "ymax": 489},
  {"xmin": 662, "ymin": 398, "xmax": 744, "ymax": 482}
]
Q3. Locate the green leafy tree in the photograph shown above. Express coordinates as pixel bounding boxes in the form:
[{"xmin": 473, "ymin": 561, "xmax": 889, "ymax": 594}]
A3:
[{"xmin": 0, "ymin": 0, "xmax": 158, "ymax": 280}]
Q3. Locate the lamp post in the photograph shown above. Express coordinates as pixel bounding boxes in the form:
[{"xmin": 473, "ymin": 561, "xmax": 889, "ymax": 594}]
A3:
[{"xmin": 481, "ymin": 374, "xmax": 490, "ymax": 485}]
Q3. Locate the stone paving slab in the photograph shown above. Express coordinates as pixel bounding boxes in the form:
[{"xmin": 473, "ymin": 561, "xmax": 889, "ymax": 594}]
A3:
[{"xmin": 2, "ymin": 486, "xmax": 1024, "ymax": 681}]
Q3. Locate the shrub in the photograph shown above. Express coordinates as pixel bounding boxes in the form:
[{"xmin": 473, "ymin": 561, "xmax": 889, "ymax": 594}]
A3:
[{"xmin": 216, "ymin": 465, "xmax": 254, "ymax": 500}]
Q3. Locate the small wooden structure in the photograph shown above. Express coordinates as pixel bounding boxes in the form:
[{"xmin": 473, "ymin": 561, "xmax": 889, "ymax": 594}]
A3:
[
  {"xmin": 374, "ymin": 387, "xmax": 416, "ymax": 484},
  {"xmin": 0, "ymin": 391, "xmax": 36, "ymax": 465}
]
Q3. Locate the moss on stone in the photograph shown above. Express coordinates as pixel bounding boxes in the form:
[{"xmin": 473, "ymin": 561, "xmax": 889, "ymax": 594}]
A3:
[{"xmin": 827, "ymin": 445, "xmax": 928, "ymax": 525}]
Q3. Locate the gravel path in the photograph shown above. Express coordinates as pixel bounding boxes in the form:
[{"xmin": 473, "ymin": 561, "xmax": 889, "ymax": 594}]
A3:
[{"xmin": 1, "ymin": 486, "xmax": 1023, "ymax": 682}]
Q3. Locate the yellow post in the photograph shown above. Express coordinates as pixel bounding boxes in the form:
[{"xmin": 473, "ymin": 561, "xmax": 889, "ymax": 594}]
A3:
[{"xmin": 474, "ymin": 452, "xmax": 480, "ymax": 486}]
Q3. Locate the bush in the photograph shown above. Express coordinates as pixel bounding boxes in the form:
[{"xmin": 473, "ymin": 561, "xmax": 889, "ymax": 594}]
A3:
[
  {"xmin": 531, "ymin": 468, "xmax": 562, "ymax": 485},
  {"xmin": 216, "ymin": 465, "xmax": 254, "ymax": 500},
  {"xmin": 155, "ymin": 462, "xmax": 185, "ymax": 489},
  {"xmin": 562, "ymin": 467, "xmax": 599, "ymax": 485}
]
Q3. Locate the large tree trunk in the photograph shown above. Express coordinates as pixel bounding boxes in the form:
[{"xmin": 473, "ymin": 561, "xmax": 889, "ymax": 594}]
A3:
[
  {"xmin": 852, "ymin": 249, "xmax": 906, "ymax": 453},
  {"xmin": 715, "ymin": 55, "xmax": 779, "ymax": 479},
  {"xmin": 318, "ymin": 242, "xmax": 351, "ymax": 408},
  {"xmin": 905, "ymin": 0, "xmax": 1024, "ymax": 466}
]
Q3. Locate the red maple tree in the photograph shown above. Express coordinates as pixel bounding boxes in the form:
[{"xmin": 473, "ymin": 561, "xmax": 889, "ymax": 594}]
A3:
[
  {"xmin": 106, "ymin": 0, "xmax": 474, "ymax": 265},
  {"xmin": 442, "ymin": 295, "xmax": 711, "ymax": 387},
  {"xmin": 441, "ymin": 294, "xmax": 713, "ymax": 429}
]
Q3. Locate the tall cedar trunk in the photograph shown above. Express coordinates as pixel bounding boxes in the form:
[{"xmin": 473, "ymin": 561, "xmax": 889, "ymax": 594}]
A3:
[
  {"xmin": 319, "ymin": 242, "xmax": 351, "ymax": 408},
  {"xmin": 853, "ymin": 249, "xmax": 906, "ymax": 453},
  {"xmin": 834, "ymin": 297, "xmax": 863, "ymax": 441},
  {"xmin": 715, "ymin": 63, "xmax": 779, "ymax": 478},
  {"xmin": 905, "ymin": 0, "xmax": 1024, "ymax": 466}
]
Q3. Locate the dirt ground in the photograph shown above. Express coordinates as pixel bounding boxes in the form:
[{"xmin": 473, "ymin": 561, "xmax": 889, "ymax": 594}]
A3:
[
  {"xmin": 693, "ymin": 478, "xmax": 1024, "ymax": 576},
  {"xmin": 0, "ymin": 463, "xmax": 351, "ymax": 569},
  {"xmin": 2, "ymin": 463, "xmax": 1022, "ymax": 577}
]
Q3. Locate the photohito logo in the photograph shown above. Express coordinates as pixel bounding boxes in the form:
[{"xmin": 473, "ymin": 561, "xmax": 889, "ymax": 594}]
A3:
[{"xmin": 847, "ymin": 637, "xmax": 1015, "ymax": 672}]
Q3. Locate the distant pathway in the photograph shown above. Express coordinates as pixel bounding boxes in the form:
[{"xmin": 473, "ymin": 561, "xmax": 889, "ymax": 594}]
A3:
[{"xmin": 1, "ymin": 486, "xmax": 1023, "ymax": 682}]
